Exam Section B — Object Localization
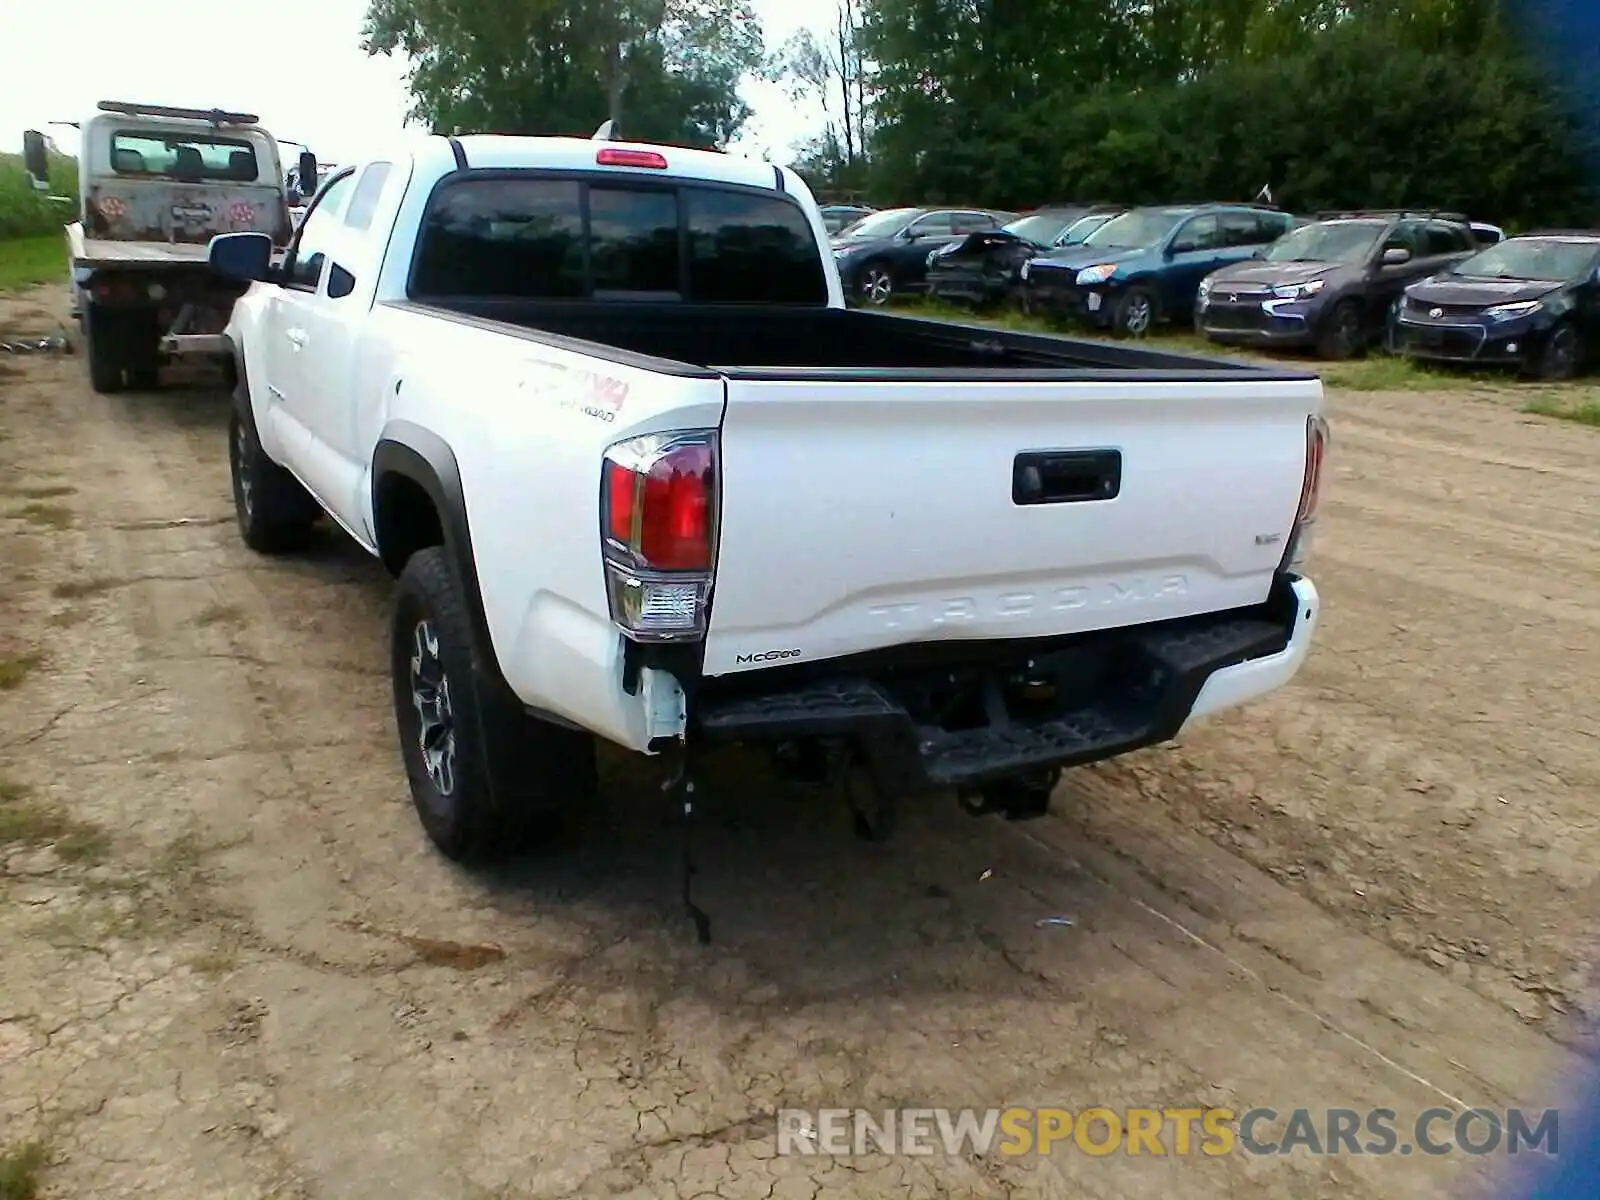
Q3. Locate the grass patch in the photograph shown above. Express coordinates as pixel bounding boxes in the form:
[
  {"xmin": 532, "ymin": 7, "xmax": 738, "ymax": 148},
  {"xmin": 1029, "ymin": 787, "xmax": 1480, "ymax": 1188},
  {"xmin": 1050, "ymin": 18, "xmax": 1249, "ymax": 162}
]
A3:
[
  {"xmin": 50, "ymin": 576, "xmax": 119, "ymax": 600},
  {"xmin": 0, "ymin": 235, "xmax": 65, "ymax": 294},
  {"xmin": 886, "ymin": 296, "xmax": 1573, "ymax": 394},
  {"xmin": 7, "ymin": 502, "xmax": 73, "ymax": 530},
  {"xmin": 0, "ymin": 1139, "xmax": 50, "ymax": 1200},
  {"xmin": 194, "ymin": 601, "xmax": 246, "ymax": 628},
  {"xmin": 1, "ymin": 484, "xmax": 75, "ymax": 500},
  {"xmin": 0, "ymin": 777, "xmax": 110, "ymax": 863},
  {"xmin": 0, "ymin": 147, "xmax": 79, "ymax": 238},
  {"xmin": 0, "ymin": 653, "xmax": 42, "ymax": 690},
  {"xmin": 1522, "ymin": 397, "xmax": 1600, "ymax": 427}
]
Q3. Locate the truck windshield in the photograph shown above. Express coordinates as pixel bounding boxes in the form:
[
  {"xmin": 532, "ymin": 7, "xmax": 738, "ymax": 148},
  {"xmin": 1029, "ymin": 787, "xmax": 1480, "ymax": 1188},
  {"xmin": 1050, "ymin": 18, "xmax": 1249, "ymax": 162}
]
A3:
[
  {"xmin": 410, "ymin": 176, "xmax": 829, "ymax": 304},
  {"xmin": 110, "ymin": 131, "xmax": 260, "ymax": 182}
]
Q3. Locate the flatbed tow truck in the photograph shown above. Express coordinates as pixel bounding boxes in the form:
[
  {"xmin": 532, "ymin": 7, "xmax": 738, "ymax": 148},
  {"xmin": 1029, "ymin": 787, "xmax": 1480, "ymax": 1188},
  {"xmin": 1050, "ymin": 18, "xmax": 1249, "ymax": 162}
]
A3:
[{"xmin": 22, "ymin": 100, "xmax": 317, "ymax": 392}]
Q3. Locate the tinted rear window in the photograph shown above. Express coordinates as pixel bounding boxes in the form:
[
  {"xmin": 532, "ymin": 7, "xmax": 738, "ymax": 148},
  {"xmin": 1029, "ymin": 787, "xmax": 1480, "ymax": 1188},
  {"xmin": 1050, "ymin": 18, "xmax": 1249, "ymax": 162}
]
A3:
[
  {"xmin": 111, "ymin": 131, "xmax": 259, "ymax": 182},
  {"xmin": 685, "ymin": 188, "xmax": 827, "ymax": 303},
  {"xmin": 410, "ymin": 176, "xmax": 826, "ymax": 304}
]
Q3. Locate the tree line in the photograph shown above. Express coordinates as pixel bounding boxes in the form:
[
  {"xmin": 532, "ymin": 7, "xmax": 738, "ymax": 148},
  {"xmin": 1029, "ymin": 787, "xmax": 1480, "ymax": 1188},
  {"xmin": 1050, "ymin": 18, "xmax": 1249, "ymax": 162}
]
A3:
[{"xmin": 364, "ymin": 0, "xmax": 1598, "ymax": 229}]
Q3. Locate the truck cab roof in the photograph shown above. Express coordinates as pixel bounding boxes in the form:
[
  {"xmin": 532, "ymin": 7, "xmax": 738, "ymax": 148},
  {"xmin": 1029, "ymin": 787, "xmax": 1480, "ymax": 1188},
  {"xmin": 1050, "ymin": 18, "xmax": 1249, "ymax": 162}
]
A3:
[{"xmin": 421, "ymin": 134, "xmax": 791, "ymax": 194}]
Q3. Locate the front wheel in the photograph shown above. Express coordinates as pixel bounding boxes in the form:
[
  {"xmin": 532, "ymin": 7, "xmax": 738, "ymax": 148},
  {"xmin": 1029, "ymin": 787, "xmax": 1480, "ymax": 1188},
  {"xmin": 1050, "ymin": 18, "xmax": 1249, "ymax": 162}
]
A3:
[
  {"xmin": 1532, "ymin": 322, "xmax": 1583, "ymax": 381},
  {"xmin": 1112, "ymin": 288, "xmax": 1157, "ymax": 338},
  {"xmin": 1316, "ymin": 300, "xmax": 1365, "ymax": 361},
  {"xmin": 228, "ymin": 406, "xmax": 320, "ymax": 553},
  {"xmin": 859, "ymin": 263, "xmax": 895, "ymax": 306}
]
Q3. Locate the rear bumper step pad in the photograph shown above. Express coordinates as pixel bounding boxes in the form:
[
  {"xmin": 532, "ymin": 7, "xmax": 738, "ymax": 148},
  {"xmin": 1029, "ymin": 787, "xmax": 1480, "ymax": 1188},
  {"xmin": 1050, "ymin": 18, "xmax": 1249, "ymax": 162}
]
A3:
[{"xmin": 694, "ymin": 609, "xmax": 1292, "ymax": 792}]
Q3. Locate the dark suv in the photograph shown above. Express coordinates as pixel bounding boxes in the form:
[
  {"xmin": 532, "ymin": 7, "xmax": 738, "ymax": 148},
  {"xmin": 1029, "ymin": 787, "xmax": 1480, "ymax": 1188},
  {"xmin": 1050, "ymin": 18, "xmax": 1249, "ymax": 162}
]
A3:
[{"xmin": 1195, "ymin": 211, "xmax": 1479, "ymax": 359}]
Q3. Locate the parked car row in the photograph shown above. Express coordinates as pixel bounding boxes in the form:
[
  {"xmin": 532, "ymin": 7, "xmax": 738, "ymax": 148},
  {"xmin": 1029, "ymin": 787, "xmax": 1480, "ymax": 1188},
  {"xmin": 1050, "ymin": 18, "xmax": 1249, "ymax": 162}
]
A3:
[
  {"xmin": 829, "ymin": 205, "xmax": 1019, "ymax": 304},
  {"xmin": 1196, "ymin": 210, "xmax": 1484, "ymax": 359},
  {"xmin": 1193, "ymin": 211, "xmax": 1598, "ymax": 378},
  {"xmin": 836, "ymin": 196, "xmax": 1588, "ymax": 377}
]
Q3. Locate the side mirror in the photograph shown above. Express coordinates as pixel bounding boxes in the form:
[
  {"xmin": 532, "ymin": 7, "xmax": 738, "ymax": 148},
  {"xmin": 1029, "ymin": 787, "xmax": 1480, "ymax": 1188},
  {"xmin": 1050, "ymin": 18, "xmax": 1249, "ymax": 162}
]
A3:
[
  {"xmin": 22, "ymin": 130, "xmax": 49, "ymax": 190},
  {"xmin": 296, "ymin": 150, "xmax": 318, "ymax": 199},
  {"xmin": 1381, "ymin": 247, "xmax": 1412, "ymax": 266},
  {"xmin": 208, "ymin": 232, "xmax": 276, "ymax": 283}
]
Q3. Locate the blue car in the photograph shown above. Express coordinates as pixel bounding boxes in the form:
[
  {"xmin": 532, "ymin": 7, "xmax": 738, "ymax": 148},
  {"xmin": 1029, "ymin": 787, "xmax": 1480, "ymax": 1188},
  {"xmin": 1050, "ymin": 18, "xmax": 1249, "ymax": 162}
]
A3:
[{"xmin": 1020, "ymin": 203, "xmax": 1298, "ymax": 336}]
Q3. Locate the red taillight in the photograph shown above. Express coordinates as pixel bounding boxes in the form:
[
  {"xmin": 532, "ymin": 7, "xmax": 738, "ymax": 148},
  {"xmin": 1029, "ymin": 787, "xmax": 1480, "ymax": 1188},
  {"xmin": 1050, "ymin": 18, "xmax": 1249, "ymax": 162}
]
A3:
[
  {"xmin": 606, "ymin": 460, "xmax": 638, "ymax": 545},
  {"xmin": 1298, "ymin": 415, "xmax": 1328, "ymax": 522},
  {"xmin": 600, "ymin": 432, "xmax": 718, "ymax": 641},
  {"xmin": 602, "ymin": 439, "xmax": 713, "ymax": 570},
  {"xmin": 1281, "ymin": 414, "xmax": 1329, "ymax": 572},
  {"xmin": 596, "ymin": 147, "xmax": 668, "ymax": 170}
]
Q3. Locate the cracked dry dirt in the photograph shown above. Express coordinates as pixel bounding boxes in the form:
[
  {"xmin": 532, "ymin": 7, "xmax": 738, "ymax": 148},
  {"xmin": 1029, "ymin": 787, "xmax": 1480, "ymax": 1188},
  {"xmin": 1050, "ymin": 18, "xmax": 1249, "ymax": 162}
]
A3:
[{"xmin": 1, "ymin": 283, "xmax": 1598, "ymax": 1199}]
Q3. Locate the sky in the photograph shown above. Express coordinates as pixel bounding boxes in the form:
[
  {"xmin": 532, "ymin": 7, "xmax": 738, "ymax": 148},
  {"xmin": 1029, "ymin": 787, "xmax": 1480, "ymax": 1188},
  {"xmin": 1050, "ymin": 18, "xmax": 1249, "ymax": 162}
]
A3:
[{"xmin": 0, "ymin": 0, "xmax": 833, "ymax": 164}]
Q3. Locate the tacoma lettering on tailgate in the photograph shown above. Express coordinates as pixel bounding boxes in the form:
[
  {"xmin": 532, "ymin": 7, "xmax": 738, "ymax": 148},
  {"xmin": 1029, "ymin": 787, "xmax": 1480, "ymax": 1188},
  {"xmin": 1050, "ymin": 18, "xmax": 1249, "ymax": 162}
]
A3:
[{"xmin": 868, "ymin": 576, "xmax": 1190, "ymax": 631}]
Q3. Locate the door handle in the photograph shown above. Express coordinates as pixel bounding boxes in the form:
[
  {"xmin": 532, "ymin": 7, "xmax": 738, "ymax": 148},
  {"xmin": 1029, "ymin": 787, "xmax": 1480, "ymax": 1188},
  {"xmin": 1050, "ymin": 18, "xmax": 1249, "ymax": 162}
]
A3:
[{"xmin": 285, "ymin": 328, "xmax": 308, "ymax": 349}]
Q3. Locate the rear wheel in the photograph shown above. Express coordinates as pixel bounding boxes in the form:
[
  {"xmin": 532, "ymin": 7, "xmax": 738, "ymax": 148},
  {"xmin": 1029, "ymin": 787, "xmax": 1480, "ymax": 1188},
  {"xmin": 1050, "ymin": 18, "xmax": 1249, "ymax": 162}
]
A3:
[
  {"xmin": 859, "ymin": 263, "xmax": 895, "ymax": 306},
  {"xmin": 1316, "ymin": 300, "xmax": 1365, "ymax": 361},
  {"xmin": 125, "ymin": 312, "xmax": 162, "ymax": 391},
  {"xmin": 391, "ymin": 547, "xmax": 596, "ymax": 862},
  {"xmin": 1382, "ymin": 297, "xmax": 1403, "ymax": 354},
  {"xmin": 84, "ymin": 306, "xmax": 126, "ymax": 394}
]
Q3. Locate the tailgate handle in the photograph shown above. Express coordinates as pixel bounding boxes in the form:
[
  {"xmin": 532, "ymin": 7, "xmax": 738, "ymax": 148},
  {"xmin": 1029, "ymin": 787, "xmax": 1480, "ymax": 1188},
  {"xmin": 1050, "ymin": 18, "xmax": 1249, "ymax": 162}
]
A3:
[{"xmin": 1012, "ymin": 449, "xmax": 1121, "ymax": 506}]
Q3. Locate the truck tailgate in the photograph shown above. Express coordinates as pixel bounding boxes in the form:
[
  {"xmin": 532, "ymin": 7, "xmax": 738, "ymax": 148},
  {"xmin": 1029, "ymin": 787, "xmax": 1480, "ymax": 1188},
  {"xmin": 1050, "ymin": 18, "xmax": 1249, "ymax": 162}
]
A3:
[{"xmin": 702, "ymin": 376, "xmax": 1319, "ymax": 676}]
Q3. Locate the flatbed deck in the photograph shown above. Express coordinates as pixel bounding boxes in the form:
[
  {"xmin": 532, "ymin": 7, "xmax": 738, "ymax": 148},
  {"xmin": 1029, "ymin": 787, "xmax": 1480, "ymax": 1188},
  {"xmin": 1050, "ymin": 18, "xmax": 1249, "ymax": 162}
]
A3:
[{"xmin": 67, "ymin": 225, "xmax": 285, "ymax": 272}]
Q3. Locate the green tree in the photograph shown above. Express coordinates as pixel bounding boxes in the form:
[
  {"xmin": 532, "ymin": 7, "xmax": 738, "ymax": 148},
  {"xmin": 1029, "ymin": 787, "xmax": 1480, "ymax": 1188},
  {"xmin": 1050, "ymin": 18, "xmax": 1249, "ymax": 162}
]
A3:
[
  {"xmin": 763, "ymin": 0, "xmax": 873, "ymax": 166},
  {"xmin": 849, "ymin": 0, "xmax": 1592, "ymax": 223},
  {"xmin": 362, "ymin": 0, "xmax": 764, "ymax": 147}
]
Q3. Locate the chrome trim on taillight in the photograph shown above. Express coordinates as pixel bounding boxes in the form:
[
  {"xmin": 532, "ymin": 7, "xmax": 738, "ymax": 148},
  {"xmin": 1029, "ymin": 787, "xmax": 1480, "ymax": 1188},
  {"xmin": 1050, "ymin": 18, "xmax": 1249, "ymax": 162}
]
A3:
[
  {"xmin": 598, "ymin": 429, "xmax": 719, "ymax": 643},
  {"xmin": 1280, "ymin": 413, "xmax": 1329, "ymax": 573}
]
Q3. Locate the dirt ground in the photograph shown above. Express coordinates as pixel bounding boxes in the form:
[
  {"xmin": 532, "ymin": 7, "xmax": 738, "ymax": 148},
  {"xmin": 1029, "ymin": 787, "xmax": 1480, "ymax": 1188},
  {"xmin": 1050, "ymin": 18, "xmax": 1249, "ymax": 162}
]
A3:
[{"xmin": 1, "ymin": 283, "xmax": 1597, "ymax": 1199}]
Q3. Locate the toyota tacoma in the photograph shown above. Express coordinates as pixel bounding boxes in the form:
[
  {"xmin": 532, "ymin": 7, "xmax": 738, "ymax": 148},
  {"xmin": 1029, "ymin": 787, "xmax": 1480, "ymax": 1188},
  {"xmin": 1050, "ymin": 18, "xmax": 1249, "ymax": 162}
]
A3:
[{"xmin": 205, "ymin": 130, "xmax": 1329, "ymax": 938}]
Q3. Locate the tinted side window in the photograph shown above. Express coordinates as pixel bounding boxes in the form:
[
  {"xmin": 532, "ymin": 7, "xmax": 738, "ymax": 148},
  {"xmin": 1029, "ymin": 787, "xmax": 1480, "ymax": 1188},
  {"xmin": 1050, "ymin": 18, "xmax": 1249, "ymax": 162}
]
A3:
[
  {"xmin": 686, "ymin": 189, "xmax": 827, "ymax": 303},
  {"xmin": 1257, "ymin": 213, "xmax": 1293, "ymax": 242},
  {"xmin": 411, "ymin": 178, "xmax": 584, "ymax": 297},
  {"xmin": 910, "ymin": 212, "xmax": 955, "ymax": 235},
  {"xmin": 590, "ymin": 186, "xmax": 680, "ymax": 298},
  {"xmin": 1219, "ymin": 212, "xmax": 1262, "ymax": 247},
  {"xmin": 951, "ymin": 211, "xmax": 990, "ymax": 234},
  {"xmin": 1422, "ymin": 221, "xmax": 1469, "ymax": 255},
  {"xmin": 286, "ymin": 171, "xmax": 355, "ymax": 289},
  {"xmin": 1173, "ymin": 214, "xmax": 1221, "ymax": 252},
  {"xmin": 1385, "ymin": 221, "xmax": 1423, "ymax": 253},
  {"xmin": 344, "ymin": 162, "xmax": 392, "ymax": 232}
]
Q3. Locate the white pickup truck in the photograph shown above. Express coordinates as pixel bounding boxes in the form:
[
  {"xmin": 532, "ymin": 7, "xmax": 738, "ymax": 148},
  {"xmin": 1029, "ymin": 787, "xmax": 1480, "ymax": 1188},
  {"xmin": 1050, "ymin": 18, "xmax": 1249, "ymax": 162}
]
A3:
[{"xmin": 207, "ymin": 131, "xmax": 1327, "ymax": 935}]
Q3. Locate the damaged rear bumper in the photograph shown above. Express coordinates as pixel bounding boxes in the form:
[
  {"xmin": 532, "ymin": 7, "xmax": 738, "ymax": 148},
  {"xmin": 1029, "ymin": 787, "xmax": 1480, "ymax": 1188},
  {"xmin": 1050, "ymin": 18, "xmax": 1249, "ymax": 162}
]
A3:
[{"xmin": 693, "ymin": 575, "xmax": 1319, "ymax": 793}]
